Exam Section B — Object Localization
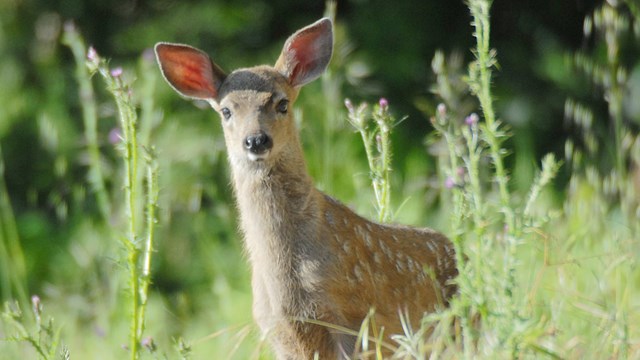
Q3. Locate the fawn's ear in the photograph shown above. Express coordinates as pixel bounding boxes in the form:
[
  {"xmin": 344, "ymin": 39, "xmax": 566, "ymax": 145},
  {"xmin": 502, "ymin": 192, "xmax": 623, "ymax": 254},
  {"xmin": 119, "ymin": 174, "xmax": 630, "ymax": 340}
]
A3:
[
  {"xmin": 155, "ymin": 43, "xmax": 226, "ymax": 101},
  {"xmin": 275, "ymin": 18, "xmax": 333, "ymax": 88}
]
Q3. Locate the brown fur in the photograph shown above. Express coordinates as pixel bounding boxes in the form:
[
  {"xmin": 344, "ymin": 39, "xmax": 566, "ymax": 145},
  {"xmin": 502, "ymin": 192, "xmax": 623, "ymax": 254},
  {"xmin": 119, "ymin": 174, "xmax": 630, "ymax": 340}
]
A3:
[{"xmin": 155, "ymin": 18, "xmax": 458, "ymax": 359}]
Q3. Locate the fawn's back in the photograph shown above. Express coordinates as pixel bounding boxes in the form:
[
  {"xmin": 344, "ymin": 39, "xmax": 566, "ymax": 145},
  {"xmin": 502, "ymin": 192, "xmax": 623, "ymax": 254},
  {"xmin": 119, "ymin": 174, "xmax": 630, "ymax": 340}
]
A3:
[{"xmin": 155, "ymin": 18, "xmax": 458, "ymax": 359}]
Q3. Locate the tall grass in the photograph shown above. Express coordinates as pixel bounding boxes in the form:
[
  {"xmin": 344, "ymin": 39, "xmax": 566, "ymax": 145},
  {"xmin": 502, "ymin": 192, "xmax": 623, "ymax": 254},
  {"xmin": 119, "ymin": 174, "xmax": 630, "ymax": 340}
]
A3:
[
  {"xmin": 376, "ymin": 0, "xmax": 638, "ymax": 358},
  {"xmin": 436, "ymin": 1, "xmax": 637, "ymax": 359},
  {"xmin": 0, "ymin": 144, "xmax": 27, "ymax": 306}
]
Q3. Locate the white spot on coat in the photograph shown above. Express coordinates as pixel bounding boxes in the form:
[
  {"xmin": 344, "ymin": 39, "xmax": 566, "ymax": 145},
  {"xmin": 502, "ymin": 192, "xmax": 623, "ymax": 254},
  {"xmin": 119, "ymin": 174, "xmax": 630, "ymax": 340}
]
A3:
[{"xmin": 353, "ymin": 264, "xmax": 364, "ymax": 282}]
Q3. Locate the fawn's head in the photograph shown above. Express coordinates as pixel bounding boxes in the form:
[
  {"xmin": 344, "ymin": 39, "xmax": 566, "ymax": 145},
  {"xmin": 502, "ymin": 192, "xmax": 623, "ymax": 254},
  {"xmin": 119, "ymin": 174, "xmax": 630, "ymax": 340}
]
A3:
[{"xmin": 155, "ymin": 18, "xmax": 333, "ymax": 168}]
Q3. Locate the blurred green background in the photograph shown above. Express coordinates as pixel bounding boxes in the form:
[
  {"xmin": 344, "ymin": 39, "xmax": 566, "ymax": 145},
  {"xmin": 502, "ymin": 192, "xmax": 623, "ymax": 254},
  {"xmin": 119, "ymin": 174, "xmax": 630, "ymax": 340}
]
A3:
[{"xmin": 1, "ymin": 0, "xmax": 639, "ymax": 358}]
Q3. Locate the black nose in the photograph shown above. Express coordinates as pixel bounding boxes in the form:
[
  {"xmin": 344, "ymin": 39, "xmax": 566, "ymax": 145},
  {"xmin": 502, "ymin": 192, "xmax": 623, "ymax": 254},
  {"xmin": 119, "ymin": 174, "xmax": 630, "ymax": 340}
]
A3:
[{"xmin": 244, "ymin": 132, "xmax": 273, "ymax": 154}]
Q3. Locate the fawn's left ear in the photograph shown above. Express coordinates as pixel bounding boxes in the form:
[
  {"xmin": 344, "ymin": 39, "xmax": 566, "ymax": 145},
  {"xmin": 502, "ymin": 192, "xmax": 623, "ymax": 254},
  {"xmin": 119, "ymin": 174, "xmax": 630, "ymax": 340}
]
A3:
[
  {"xmin": 275, "ymin": 18, "xmax": 333, "ymax": 88},
  {"xmin": 155, "ymin": 43, "xmax": 226, "ymax": 101}
]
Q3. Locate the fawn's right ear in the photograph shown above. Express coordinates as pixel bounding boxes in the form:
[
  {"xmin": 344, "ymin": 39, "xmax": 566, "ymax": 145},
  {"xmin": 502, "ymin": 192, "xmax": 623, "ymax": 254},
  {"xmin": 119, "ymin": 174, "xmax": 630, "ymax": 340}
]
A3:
[{"xmin": 155, "ymin": 43, "xmax": 226, "ymax": 101}]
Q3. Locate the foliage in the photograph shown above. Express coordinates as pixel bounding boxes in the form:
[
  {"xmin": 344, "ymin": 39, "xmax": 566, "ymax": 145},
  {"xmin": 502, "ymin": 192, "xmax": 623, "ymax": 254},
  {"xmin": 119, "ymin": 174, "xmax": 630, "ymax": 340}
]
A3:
[
  {"xmin": 0, "ymin": 0, "xmax": 639, "ymax": 359},
  {"xmin": 2, "ymin": 296, "xmax": 65, "ymax": 360},
  {"xmin": 345, "ymin": 97, "xmax": 404, "ymax": 222}
]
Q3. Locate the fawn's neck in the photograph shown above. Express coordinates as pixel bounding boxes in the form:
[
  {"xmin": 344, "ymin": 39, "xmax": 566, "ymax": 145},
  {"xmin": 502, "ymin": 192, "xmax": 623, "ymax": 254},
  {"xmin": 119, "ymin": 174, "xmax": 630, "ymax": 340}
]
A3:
[{"xmin": 229, "ymin": 143, "xmax": 322, "ymax": 277}]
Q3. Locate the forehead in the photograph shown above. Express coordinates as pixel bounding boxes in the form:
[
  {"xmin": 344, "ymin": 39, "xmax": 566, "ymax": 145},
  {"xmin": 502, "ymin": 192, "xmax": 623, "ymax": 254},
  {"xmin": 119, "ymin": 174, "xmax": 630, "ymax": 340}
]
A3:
[{"xmin": 218, "ymin": 66, "xmax": 290, "ymax": 101}]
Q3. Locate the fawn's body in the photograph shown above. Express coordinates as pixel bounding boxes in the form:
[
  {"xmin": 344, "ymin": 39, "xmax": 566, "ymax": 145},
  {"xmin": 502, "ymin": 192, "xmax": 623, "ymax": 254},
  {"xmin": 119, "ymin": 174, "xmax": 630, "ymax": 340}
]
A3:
[{"xmin": 156, "ymin": 18, "xmax": 458, "ymax": 359}]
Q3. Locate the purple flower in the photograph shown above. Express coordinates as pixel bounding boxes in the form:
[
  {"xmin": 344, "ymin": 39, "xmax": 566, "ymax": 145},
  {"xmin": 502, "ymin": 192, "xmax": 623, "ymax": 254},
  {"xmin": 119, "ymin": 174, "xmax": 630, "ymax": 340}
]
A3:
[
  {"xmin": 378, "ymin": 97, "xmax": 389, "ymax": 111},
  {"xmin": 465, "ymin": 113, "xmax": 479, "ymax": 126},
  {"xmin": 31, "ymin": 295, "xmax": 41, "ymax": 308},
  {"xmin": 109, "ymin": 127, "xmax": 122, "ymax": 144},
  {"xmin": 142, "ymin": 336, "xmax": 155, "ymax": 350},
  {"xmin": 110, "ymin": 67, "xmax": 123, "ymax": 78},
  {"xmin": 444, "ymin": 176, "xmax": 456, "ymax": 189}
]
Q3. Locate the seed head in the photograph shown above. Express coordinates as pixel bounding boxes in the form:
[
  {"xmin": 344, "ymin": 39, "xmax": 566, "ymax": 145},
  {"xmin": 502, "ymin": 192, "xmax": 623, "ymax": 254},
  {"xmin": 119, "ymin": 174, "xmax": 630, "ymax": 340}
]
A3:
[
  {"xmin": 31, "ymin": 295, "xmax": 42, "ymax": 317},
  {"xmin": 344, "ymin": 98, "xmax": 354, "ymax": 112}
]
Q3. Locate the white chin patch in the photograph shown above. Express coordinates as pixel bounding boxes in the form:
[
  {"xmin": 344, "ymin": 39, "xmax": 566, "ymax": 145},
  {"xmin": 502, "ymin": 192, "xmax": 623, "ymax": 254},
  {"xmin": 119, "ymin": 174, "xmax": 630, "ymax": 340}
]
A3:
[{"xmin": 247, "ymin": 151, "xmax": 269, "ymax": 162}]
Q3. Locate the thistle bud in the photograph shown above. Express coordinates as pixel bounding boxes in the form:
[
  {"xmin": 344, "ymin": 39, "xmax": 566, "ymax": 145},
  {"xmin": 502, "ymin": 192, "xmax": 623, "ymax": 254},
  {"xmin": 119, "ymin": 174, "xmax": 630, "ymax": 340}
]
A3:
[
  {"xmin": 344, "ymin": 98, "xmax": 354, "ymax": 112},
  {"xmin": 444, "ymin": 176, "xmax": 456, "ymax": 189},
  {"xmin": 110, "ymin": 67, "xmax": 123, "ymax": 78},
  {"xmin": 87, "ymin": 46, "xmax": 98, "ymax": 62},
  {"xmin": 378, "ymin": 97, "xmax": 389, "ymax": 111},
  {"xmin": 465, "ymin": 113, "xmax": 479, "ymax": 126}
]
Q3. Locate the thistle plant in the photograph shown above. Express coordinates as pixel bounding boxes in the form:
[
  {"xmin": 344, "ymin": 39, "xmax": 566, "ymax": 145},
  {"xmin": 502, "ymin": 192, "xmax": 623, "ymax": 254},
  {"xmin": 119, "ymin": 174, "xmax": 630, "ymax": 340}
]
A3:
[
  {"xmin": 345, "ymin": 98, "xmax": 401, "ymax": 223},
  {"xmin": 466, "ymin": 0, "xmax": 513, "ymax": 231},
  {"xmin": 88, "ymin": 51, "xmax": 159, "ymax": 359},
  {"xmin": 426, "ymin": 1, "xmax": 564, "ymax": 357},
  {"xmin": 62, "ymin": 23, "xmax": 160, "ymax": 359}
]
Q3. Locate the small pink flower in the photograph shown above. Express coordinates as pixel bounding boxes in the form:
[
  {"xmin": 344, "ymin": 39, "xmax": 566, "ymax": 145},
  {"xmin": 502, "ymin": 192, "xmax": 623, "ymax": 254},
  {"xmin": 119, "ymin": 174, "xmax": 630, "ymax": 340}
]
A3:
[
  {"xmin": 31, "ymin": 295, "xmax": 41, "ymax": 308},
  {"xmin": 378, "ymin": 97, "xmax": 389, "ymax": 111},
  {"xmin": 437, "ymin": 103, "xmax": 447, "ymax": 117},
  {"xmin": 445, "ymin": 176, "xmax": 456, "ymax": 189},
  {"xmin": 109, "ymin": 127, "xmax": 122, "ymax": 144},
  {"xmin": 141, "ymin": 336, "xmax": 155, "ymax": 350},
  {"xmin": 87, "ymin": 46, "xmax": 98, "ymax": 61},
  {"xmin": 465, "ymin": 113, "xmax": 479, "ymax": 126},
  {"xmin": 110, "ymin": 67, "xmax": 123, "ymax": 78},
  {"xmin": 31, "ymin": 295, "xmax": 41, "ymax": 316},
  {"xmin": 456, "ymin": 167, "xmax": 466, "ymax": 177}
]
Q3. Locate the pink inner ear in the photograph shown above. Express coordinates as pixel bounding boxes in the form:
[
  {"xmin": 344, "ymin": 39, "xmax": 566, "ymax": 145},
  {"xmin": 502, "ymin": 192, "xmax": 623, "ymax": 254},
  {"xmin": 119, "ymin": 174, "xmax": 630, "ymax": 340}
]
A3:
[
  {"xmin": 288, "ymin": 33, "xmax": 319, "ymax": 81},
  {"xmin": 156, "ymin": 44, "xmax": 219, "ymax": 99},
  {"xmin": 279, "ymin": 19, "xmax": 332, "ymax": 87}
]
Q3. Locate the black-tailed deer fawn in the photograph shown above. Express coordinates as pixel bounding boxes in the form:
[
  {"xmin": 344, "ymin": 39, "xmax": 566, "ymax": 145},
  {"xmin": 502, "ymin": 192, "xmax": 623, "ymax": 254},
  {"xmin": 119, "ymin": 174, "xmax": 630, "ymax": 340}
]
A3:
[{"xmin": 155, "ymin": 17, "xmax": 458, "ymax": 359}]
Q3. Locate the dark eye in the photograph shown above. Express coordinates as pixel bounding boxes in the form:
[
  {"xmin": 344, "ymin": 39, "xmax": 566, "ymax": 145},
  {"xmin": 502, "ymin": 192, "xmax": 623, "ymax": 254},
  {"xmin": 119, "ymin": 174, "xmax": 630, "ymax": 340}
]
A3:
[
  {"xmin": 276, "ymin": 99, "xmax": 289, "ymax": 114},
  {"xmin": 221, "ymin": 107, "xmax": 232, "ymax": 120}
]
